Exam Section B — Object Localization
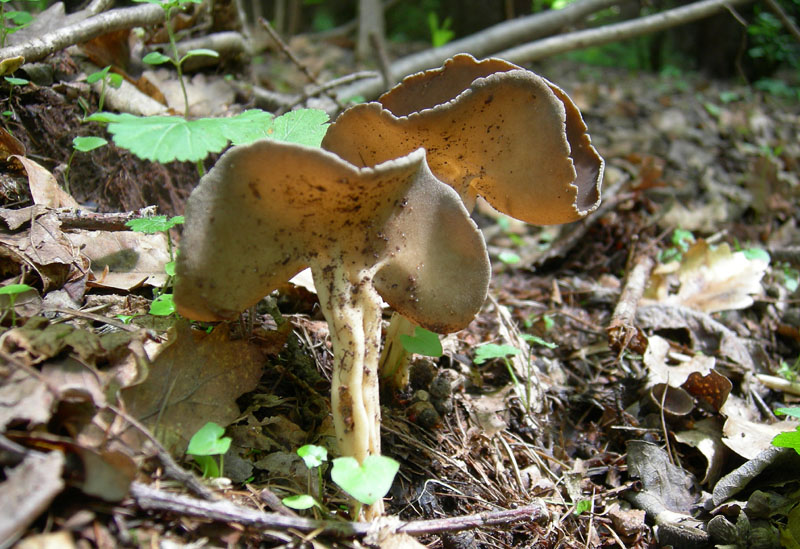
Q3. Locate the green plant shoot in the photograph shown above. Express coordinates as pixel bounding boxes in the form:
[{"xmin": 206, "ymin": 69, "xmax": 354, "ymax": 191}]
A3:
[
  {"xmin": 186, "ymin": 421, "xmax": 232, "ymax": 478},
  {"xmin": 282, "ymin": 444, "xmax": 329, "ymax": 511},
  {"xmin": 65, "ymin": 136, "xmax": 108, "ymax": 193},
  {"xmin": 427, "ymin": 12, "xmax": 454, "ymax": 48},
  {"xmin": 86, "ymin": 66, "xmax": 123, "ymax": 112},
  {"xmin": 0, "ymin": 283, "xmax": 33, "ymax": 326},
  {"xmin": 133, "ymin": 0, "xmax": 214, "ymax": 117}
]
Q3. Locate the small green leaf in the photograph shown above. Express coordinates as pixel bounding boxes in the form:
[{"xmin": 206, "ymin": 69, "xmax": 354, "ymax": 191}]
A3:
[
  {"xmin": 282, "ymin": 494, "xmax": 319, "ymax": 510},
  {"xmin": 297, "ymin": 444, "xmax": 328, "ymax": 469},
  {"xmin": 108, "ymin": 73, "xmax": 123, "ymax": 88},
  {"xmin": 776, "ymin": 407, "xmax": 800, "ymax": 419},
  {"xmin": 498, "ymin": 250, "xmax": 521, "ymax": 265},
  {"xmin": 73, "ymin": 136, "xmax": 108, "ymax": 152},
  {"xmin": 267, "ymin": 109, "xmax": 330, "ymax": 147},
  {"xmin": 331, "ymin": 455, "xmax": 399, "ymax": 505},
  {"xmin": 183, "ymin": 48, "xmax": 219, "ymax": 60},
  {"xmin": 125, "ymin": 215, "xmax": 184, "ymax": 233},
  {"xmin": 149, "ymin": 293, "xmax": 176, "ymax": 316},
  {"xmin": 672, "ymin": 228, "xmax": 695, "ymax": 250},
  {"xmin": 115, "ymin": 314, "xmax": 135, "ymax": 324},
  {"xmin": 574, "ymin": 499, "xmax": 592, "ymax": 515},
  {"xmin": 473, "ymin": 343, "xmax": 520, "ymax": 365},
  {"xmin": 86, "ymin": 66, "xmax": 110, "ymax": 84},
  {"xmin": 0, "ymin": 283, "xmax": 33, "ymax": 295},
  {"xmin": 164, "ymin": 260, "xmax": 176, "ymax": 277},
  {"xmin": 520, "ymin": 334, "xmax": 558, "ymax": 349},
  {"xmin": 7, "ymin": 10, "xmax": 32, "ymax": 25},
  {"xmin": 772, "ymin": 427, "xmax": 800, "ymax": 456},
  {"xmin": 4, "ymin": 76, "xmax": 29, "ymax": 86},
  {"xmin": 187, "ymin": 421, "xmax": 232, "ymax": 456},
  {"xmin": 143, "ymin": 51, "xmax": 172, "ymax": 65},
  {"xmin": 399, "ymin": 326, "xmax": 443, "ymax": 357}
]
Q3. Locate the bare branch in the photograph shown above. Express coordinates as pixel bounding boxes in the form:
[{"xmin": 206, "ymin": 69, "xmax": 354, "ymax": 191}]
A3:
[
  {"xmin": 336, "ymin": 0, "xmax": 620, "ymax": 100},
  {"xmin": 130, "ymin": 481, "xmax": 547, "ymax": 539},
  {"xmin": 499, "ymin": 0, "xmax": 757, "ymax": 64},
  {"xmin": 0, "ymin": 4, "xmax": 165, "ymax": 64}
]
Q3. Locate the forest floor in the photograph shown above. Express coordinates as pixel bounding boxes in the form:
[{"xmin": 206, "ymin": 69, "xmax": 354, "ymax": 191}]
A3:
[{"xmin": 1, "ymin": 18, "xmax": 800, "ymax": 549}]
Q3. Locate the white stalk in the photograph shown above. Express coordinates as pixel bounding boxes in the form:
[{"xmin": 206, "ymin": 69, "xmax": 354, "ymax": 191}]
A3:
[{"xmin": 312, "ymin": 259, "xmax": 384, "ymax": 518}]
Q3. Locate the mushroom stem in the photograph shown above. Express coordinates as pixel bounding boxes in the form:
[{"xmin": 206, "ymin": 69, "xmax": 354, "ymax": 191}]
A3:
[{"xmin": 312, "ymin": 260, "xmax": 384, "ymax": 518}]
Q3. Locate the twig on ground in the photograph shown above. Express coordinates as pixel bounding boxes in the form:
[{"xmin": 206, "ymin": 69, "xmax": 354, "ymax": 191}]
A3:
[
  {"xmin": 257, "ymin": 17, "xmax": 346, "ymax": 111},
  {"xmin": 607, "ymin": 252, "xmax": 654, "ymax": 356},
  {"xmin": 55, "ymin": 206, "xmax": 160, "ymax": 231},
  {"xmin": 129, "ymin": 480, "xmax": 548, "ymax": 538},
  {"xmin": 106, "ymin": 405, "xmax": 218, "ymax": 501}
]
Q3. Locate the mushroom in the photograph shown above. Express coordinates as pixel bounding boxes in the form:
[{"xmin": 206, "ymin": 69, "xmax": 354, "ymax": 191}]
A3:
[
  {"xmin": 321, "ymin": 53, "xmax": 605, "ymax": 388},
  {"xmin": 174, "ymin": 140, "xmax": 490, "ymax": 518}
]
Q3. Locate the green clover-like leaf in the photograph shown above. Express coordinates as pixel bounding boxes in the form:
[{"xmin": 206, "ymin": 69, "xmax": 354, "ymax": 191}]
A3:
[
  {"xmin": 399, "ymin": 326, "xmax": 442, "ymax": 357},
  {"xmin": 187, "ymin": 421, "xmax": 232, "ymax": 456},
  {"xmin": 331, "ymin": 455, "xmax": 399, "ymax": 505}
]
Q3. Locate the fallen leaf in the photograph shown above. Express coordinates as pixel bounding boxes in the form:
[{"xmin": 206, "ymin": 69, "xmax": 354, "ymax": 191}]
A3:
[
  {"xmin": 121, "ymin": 321, "xmax": 264, "ymax": 455},
  {"xmin": 12, "ymin": 155, "xmax": 79, "ymax": 209},
  {"xmin": 66, "ymin": 230, "xmax": 170, "ymax": 291},
  {"xmin": 0, "ymin": 451, "xmax": 65, "ymax": 545}
]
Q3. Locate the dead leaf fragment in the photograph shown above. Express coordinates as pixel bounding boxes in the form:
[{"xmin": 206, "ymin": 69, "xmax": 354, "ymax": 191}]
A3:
[
  {"xmin": 13, "ymin": 155, "xmax": 79, "ymax": 209},
  {"xmin": 0, "ymin": 451, "xmax": 65, "ymax": 545},
  {"xmin": 645, "ymin": 240, "xmax": 767, "ymax": 314},
  {"xmin": 121, "ymin": 321, "xmax": 264, "ymax": 455}
]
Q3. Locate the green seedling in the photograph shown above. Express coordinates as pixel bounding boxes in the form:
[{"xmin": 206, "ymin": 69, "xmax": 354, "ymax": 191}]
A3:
[
  {"xmin": 427, "ymin": 12, "xmax": 454, "ymax": 48},
  {"xmin": 399, "ymin": 326, "xmax": 443, "ymax": 357},
  {"xmin": 186, "ymin": 421, "xmax": 231, "ymax": 477},
  {"xmin": 282, "ymin": 444, "xmax": 328, "ymax": 511},
  {"xmin": 474, "ymin": 343, "xmax": 534, "ymax": 410},
  {"xmin": 0, "ymin": 0, "xmax": 33, "ymax": 48},
  {"xmin": 520, "ymin": 333, "xmax": 558, "ymax": 349},
  {"xmin": 771, "ymin": 407, "xmax": 800, "ymax": 456},
  {"xmin": 658, "ymin": 228, "xmax": 695, "ymax": 264},
  {"xmin": 86, "ymin": 66, "xmax": 123, "ymax": 112},
  {"xmin": 331, "ymin": 455, "xmax": 399, "ymax": 517},
  {"xmin": 64, "ymin": 136, "xmax": 107, "ymax": 193},
  {"xmin": 126, "ymin": 215, "xmax": 184, "ymax": 315},
  {"xmin": 0, "ymin": 283, "xmax": 33, "ymax": 326},
  {"xmin": 86, "ymin": 108, "xmax": 329, "ymax": 168},
  {"xmin": 498, "ymin": 250, "xmax": 521, "ymax": 265},
  {"xmin": 3, "ymin": 76, "xmax": 29, "ymax": 119},
  {"xmin": 133, "ymin": 0, "xmax": 216, "ymax": 117}
]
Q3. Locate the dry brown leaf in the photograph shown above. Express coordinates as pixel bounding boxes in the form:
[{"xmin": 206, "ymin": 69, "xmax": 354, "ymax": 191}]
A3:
[
  {"xmin": 121, "ymin": 321, "xmax": 264, "ymax": 455},
  {"xmin": 0, "ymin": 367, "xmax": 55, "ymax": 430},
  {"xmin": 645, "ymin": 240, "xmax": 767, "ymax": 314},
  {"xmin": 0, "ymin": 451, "xmax": 65, "ymax": 545},
  {"xmin": 12, "ymin": 155, "xmax": 79, "ymax": 209},
  {"xmin": 66, "ymin": 230, "xmax": 170, "ymax": 291}
]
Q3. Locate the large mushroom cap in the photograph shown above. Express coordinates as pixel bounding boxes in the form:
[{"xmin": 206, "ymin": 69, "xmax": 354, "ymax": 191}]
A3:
[
  {"xmin": 322, "ymin": 53, "xmax": 604, "ymax": 226},
  {"xmin": 174, "ymin": 139, "xmax": 489, "ymax": 332}
]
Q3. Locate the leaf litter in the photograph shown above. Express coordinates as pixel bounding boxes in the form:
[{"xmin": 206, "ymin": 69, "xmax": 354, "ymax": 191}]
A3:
[{"xmin": 1, "ymin": 42, "xmax": 800, "ymax": 549}]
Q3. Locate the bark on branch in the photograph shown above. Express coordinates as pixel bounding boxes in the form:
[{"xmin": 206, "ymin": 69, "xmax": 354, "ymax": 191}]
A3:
[
  {"xmin": 498, "ymin": 0, "xmax": 756, "ymax": 64},
  {"xmin": 336, "ymin": 0, "xmax": 621, "ymax": 101},
  {"xmin": 129, "ymin": 481, "xmax": 548, "ymax": 539},
  {"xmin": 0, "ymin": 4, "xmax": 165, "ymax": 64}
]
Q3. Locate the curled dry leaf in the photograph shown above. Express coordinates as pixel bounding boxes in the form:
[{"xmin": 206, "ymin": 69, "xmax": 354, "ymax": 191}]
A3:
[{"xmin": 323, "ymin": 53, "xmax": 604, "ymax": 225}]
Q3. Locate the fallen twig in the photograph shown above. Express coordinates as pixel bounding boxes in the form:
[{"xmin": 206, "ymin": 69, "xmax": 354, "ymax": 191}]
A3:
[
  {"xmin": 607, "ymin": 252, "xmax": 654, "ymax": 356},
  {"xmin": 129, "ymin": 481, "xmax": 548, "ymax": 539},
  {"xmin": 0, "ymin": 4, "xmax": 165, "ymax": 64},
  {"xmin": 55, "ymin": 206, "xmax": 159, "ymax": 231}
]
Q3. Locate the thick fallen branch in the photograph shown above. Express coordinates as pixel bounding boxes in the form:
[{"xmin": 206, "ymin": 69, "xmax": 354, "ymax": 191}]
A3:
[
  {"xmin": 336, "ymin": 0, "xmax": 620, "ymax": 101},
  {"xmin": 498, "ymin": 0, "xmax": 756, "ymax": 64},
  {"xmin": 129, "ymin": 481, "xmax": 548, "ymax": 539},
  {"xmin": 0, "ymin": 4, "xmax": 164, "ymax": 64}
]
